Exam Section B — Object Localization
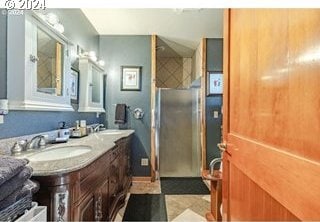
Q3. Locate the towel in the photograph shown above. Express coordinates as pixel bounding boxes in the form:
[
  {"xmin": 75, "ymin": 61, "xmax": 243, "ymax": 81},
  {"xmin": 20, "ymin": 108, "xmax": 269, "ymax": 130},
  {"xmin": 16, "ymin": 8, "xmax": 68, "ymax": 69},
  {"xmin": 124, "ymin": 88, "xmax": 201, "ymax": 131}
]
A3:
[
  {"xmin": 0, "ymin": 166, "xmax": 33, "ymax": 201},
  {"xmin": 115, "ymin": 104, "xmax": 127, "ymax": 124},
  {"xmin": 0, "ymin": 156, "xmax": 29, "ymax": 186},
  {"xmin": 0, "ymin": 179, "xmax": 39, "ymax": 211}
]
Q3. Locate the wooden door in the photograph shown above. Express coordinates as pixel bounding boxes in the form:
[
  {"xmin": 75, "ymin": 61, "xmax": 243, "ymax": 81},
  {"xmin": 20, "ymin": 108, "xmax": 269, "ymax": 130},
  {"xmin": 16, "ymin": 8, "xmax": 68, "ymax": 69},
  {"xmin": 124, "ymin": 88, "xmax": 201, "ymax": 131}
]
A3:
[{"xmin": 223, "ymin": 9, "xmax": 320, "ymax": 221}]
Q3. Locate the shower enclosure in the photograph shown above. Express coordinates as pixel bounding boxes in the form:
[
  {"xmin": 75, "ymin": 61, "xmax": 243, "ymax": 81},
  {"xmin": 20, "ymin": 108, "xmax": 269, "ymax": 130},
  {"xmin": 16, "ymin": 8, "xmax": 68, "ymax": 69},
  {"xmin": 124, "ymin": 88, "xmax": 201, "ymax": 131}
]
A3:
[{"xmin": 155, "ymin": 88, "xmax": 201, "ymax": 177}]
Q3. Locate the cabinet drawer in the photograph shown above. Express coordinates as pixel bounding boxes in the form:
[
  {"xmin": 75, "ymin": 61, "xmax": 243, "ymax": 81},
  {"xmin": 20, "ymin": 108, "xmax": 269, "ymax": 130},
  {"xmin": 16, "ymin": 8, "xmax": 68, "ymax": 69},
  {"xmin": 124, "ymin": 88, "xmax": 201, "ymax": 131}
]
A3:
[
  {"xmin": 110, "ymin": 146, "xmax": 121, "ymax": 162},
  {"xmin": 77, "ymin": 152, "xmax": 110, "ymax": 202},
  {"xmin": 80, "ymin": 152, "xmax": 110, "ymax": 180}
]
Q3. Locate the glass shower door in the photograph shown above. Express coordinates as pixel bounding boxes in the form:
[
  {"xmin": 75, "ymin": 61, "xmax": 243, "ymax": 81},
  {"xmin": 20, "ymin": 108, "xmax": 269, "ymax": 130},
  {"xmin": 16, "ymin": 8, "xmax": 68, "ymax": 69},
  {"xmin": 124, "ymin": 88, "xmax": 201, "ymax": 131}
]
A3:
[{"xmin": 157, "ymin": 88, "xmax": 201, "ymax": 177}]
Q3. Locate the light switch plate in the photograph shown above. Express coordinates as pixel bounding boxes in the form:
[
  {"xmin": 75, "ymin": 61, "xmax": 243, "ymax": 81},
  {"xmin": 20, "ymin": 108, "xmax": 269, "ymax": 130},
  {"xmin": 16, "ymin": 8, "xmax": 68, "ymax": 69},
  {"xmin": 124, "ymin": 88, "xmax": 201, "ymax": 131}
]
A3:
[
  {"xmin": 141, "ymin": 158, "xmax": 149, "ymax": 166},
  {"xmin": 214, "ymin": 111, "xmax": 219, "ymax": 118},
  {"xmin": 0, "ymin": 115, "xmax": 3, "ymax": 124}
]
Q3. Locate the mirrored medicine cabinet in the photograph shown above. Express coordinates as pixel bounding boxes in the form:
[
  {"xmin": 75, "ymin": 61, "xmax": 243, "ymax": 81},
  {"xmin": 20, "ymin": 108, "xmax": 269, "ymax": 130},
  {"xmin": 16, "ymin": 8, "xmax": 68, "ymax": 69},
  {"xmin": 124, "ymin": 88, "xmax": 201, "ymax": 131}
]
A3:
[
  {"xmin": 78, "ymin": 57, "xmax": 106, "ymax": 113},
  {"xmin": 7, "ymin": 11, "xmax": 73, "ymax": 111}
]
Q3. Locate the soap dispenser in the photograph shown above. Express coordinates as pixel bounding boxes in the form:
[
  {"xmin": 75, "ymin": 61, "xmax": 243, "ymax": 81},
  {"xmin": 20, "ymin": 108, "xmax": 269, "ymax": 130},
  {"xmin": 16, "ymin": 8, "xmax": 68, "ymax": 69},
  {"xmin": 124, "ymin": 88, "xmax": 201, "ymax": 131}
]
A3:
[{"xmin": 58, "ymin": 121, "xmax": 70, "ymax": 139}]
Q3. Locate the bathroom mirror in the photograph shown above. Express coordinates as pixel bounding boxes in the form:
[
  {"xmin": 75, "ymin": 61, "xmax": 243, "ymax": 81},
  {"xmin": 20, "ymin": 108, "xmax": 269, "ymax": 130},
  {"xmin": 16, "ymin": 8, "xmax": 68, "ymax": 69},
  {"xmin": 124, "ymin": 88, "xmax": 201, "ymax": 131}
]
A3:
[
  {"xmin": 91, "ymin": 67, "xmax": 101, "ymax": 103},
  {"xmin": 7, "ymin": 11, "xmax": 74, "ymax": 111},
  {"xmin": 37, "ymin": 27, "xmax": 64, "ymax": 96},
  {"xmin": 78, "ymin": 57, "xmax": 105, "ymax": 113}
]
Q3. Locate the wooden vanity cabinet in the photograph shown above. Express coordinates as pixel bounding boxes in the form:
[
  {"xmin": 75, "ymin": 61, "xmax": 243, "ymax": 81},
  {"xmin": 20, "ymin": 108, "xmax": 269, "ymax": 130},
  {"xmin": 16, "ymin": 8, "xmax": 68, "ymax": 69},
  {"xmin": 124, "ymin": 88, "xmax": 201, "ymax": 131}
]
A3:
[
  {"xmin": 32, "ymin": 135, "xmax": 132, "ymax": 221},
  {"xmin": 74, "ymin": 193, "xmax": 96, "ymax": 221}
]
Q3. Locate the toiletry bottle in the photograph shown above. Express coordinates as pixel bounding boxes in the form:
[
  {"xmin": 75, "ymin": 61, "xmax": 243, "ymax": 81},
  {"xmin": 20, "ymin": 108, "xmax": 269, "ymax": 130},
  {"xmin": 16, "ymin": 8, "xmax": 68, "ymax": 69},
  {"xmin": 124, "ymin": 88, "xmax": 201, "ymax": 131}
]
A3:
[
  {"xmin": 58, "ymin": 121, "xmax": 70, "ymax": 139},
  {"xmin": 72, "ymin": 120, "xmax": 81, "ymax": 137},
  {"xmin": 80, "ymin": 120, "xmax": 87, "ymax": 136}
]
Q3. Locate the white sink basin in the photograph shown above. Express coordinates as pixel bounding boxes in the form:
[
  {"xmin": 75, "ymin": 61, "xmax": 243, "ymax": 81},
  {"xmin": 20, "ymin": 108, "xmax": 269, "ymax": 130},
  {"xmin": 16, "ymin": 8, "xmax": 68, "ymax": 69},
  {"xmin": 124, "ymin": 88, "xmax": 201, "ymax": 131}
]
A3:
[
  {"xmin": 27, "ymin": 146, "xmax": 92, "ymax": 162},
  {"xmin": 99, "ymin": 130, "xmax": 123, "ymax": 135}
]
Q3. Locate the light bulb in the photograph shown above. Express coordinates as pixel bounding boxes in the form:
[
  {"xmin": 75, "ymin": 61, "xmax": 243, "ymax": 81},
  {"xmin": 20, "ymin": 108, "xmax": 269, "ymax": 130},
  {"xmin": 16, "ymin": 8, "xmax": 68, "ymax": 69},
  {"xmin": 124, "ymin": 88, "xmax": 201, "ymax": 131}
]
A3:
[
  {"xmin": 88, "ymin": 51, "xmax": 96, "ymax": 58},
  {"xmin": 46, "ymin": 13, "xmax": 59, "ymax": 25},
  {"xmin": 98, "ymin": 60, "xmax": 105, "ymax": 66},
  {"xmin": 54, "ymin": 23, "xmax": 64, "ymax": 34},
  {"xmin": 91, "ymin": 56, "xmax": 97, "ymax": 62}
]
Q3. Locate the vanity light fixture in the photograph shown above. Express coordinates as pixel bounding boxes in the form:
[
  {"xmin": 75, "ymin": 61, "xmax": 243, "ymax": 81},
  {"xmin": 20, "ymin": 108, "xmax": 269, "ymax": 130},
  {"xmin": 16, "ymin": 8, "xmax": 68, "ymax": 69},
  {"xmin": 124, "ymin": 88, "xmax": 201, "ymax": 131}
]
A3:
[
  {"xmin": 91, "ymin": 56, "xmax": 97, "ymax": 62},
  {"xmin": 98, "ymin": 60, "xmax": 105, "ymax": 67},
  {"xmin": 81, "ymin": 51, "xmax": 105, "ymax": 65},
  {"xmin": 37, "ymin": 12, "xmax": 65, "ymax": 34},
  {"xmin": 53, "ymin": 23, "xmax": 65, "ymax": 34},
  {"xmin": 88, "ymin": 51, "xmax": 97, "ymax": 61},
  {"xmin": 46, "ymin": 13, "xmax": 59, "ymax": 25},
  {"xmin": 88, "ymin": 51, "xmax": 96, "ymax": 58}
]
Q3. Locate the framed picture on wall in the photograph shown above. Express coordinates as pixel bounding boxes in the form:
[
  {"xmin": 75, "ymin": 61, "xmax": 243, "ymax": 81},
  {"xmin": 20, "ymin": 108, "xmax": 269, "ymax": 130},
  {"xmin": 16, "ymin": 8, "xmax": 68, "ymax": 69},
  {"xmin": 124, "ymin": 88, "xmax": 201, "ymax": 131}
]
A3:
[
  {"xmin": 121, "ymin": 66, "xmax": 142, "ymax": 91},
  {"xmin": 207, "ymin": 72, "xmax": 223, "ymax": 95},
  {"xmin": 70, "ymin": 67, "xmax": 79, "ymax": 103}
]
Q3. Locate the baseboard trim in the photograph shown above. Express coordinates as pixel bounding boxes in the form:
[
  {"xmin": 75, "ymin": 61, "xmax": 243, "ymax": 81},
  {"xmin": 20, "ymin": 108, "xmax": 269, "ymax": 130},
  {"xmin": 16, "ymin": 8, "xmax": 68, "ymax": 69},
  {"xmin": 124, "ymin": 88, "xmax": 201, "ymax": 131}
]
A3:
[{"xmin": 132, "ymin": 176, "xmax": 152, "ymax": 182}]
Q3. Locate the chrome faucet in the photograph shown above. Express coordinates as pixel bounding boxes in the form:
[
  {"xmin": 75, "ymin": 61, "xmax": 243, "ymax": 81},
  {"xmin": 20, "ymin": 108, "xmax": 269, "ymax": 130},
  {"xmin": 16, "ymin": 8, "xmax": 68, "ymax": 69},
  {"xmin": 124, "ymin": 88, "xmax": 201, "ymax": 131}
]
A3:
[
  {"xmin": 11, "ymin": 140, "xmax": 28, "ymax": 155},
  {"xmin": 93, "ymin": 124, "xmax": 105, "ymax": 133},
  {"xmin": 209, "ymin": 158, "xmax": 222, "ymax": 175},
  {"xmin": 26, "ymin": 135, "xmax": 46, "ymax": 150},
  {"xmin": 11, "ymin": 135, "xmax": 46, "ymax": 155}
]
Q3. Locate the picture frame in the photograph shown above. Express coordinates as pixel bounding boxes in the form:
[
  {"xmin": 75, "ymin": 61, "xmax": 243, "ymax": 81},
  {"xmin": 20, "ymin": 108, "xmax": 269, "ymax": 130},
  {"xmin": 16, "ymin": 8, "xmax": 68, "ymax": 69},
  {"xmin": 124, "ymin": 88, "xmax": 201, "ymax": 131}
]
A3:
[
  {"xmin": 121, "ymin": 66, "xmax": 142, "ymax": 91},
  {"xmin": 207, "ymin": 71, "xmax": 223, "ymax": 96},
  {"xmin": 70, "ymin": 67, "xmax": 79, "ymax": 103}
]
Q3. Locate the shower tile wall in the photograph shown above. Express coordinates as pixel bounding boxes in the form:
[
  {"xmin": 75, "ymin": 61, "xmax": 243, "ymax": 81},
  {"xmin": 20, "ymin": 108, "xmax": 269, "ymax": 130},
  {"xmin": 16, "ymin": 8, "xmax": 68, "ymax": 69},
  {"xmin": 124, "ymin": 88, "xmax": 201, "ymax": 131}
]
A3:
[
  {"xmin": 156, "ymin": 57, "xmax": 192, "ymax": 89},
  {"xmin": 191, "ymin": 43, "xmax": 202, "ymax": 81}
]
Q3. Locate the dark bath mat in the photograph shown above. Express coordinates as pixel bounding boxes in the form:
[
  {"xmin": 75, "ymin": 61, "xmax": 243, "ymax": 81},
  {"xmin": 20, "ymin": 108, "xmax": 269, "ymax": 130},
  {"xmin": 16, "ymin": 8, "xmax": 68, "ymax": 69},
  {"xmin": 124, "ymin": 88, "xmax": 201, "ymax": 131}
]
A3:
[
  {"xmin": 160, "ymin": 177, "xmax": 210, "ymax": 195},
  {"xmin": 122, "ymin": 194, "xmax": 168, "ymax": 221}
]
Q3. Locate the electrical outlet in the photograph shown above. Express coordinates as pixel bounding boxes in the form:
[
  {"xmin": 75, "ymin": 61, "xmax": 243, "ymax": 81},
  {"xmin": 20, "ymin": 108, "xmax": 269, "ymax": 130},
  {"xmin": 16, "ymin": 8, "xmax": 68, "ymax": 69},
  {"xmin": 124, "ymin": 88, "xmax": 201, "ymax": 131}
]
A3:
[{"xmin": 141, "ymin": 158, "xmax": 149, "ymax": 166}]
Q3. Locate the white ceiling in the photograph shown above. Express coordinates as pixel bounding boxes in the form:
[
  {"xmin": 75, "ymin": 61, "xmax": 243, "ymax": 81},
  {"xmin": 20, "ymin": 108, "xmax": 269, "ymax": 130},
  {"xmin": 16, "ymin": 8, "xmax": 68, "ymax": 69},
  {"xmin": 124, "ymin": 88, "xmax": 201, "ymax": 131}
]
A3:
[{"xmin": 81, "ymin": 9, "xmax": 223, "ymax": 57}]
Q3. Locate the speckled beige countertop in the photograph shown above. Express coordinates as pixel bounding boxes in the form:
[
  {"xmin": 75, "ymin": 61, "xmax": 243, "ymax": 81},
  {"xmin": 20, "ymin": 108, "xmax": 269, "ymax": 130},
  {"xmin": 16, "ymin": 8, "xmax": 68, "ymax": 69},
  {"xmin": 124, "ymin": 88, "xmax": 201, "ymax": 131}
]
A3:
[{"xmin": 14, "ymin": 130, "xmax": 134, "ymax": 176}]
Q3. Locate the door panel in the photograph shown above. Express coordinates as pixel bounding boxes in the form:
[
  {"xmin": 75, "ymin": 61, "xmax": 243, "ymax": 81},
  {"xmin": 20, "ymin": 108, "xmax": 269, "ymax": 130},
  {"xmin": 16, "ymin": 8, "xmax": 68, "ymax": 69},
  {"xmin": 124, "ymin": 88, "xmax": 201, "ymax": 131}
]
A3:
[
  {"xmin": 223, "ymin": 9, "xmax": 320, "ymax": 221},
  {"xmin": 228, "ymin": 163, "xmax": 298, "ymax": 221},
  {"xmin": 74, "ymin": 194, "xmax": 95, "ymax": 221}
]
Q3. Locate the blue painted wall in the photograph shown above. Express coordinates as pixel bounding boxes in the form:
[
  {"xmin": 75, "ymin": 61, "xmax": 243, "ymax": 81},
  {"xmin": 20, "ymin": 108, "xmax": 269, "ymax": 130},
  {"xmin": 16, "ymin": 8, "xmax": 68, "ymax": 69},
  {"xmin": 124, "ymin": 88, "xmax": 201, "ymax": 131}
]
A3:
[
  {"xmin": 0, "ymin": 9, "xmax": 102, "ymax": 139},
  {"xmin": 206, "ymin": 38, "xmax": 223, "ymax": 168},
  {"xmin": 0, "ymin": 111, "xmax": 103, "ymax": 139},
  {"xmin": 45, "ymin": 9, "xmax": 100, "ymax": 62},
  {"xmin": 99, "ymin": 36, "xmax": 151, "ymax": 177}
]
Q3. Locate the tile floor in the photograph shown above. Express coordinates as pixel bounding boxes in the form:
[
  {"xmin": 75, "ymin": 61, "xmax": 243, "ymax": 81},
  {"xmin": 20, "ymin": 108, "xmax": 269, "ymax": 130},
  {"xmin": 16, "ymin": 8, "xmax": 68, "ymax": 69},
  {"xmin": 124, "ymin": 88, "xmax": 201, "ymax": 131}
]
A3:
[{"xmin": 116, "ymin": 180, "xmax": 211, "ymax": 221}]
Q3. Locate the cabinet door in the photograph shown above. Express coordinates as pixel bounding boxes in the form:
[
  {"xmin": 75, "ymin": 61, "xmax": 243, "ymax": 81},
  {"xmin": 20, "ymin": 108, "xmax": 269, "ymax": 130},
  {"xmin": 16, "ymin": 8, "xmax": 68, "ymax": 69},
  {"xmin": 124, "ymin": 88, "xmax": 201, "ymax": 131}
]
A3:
[
  {"xmin": 123, "ymin": 138, "xmax": 132, "ymax": 190},
  {"xmin": 90, "ymin": 67, "xmax": 101, "ymax": 104},
  {"xmin": 78, "ymin": 58, "xmax": 105, "ymax": 113},
  {"xmin": 74, "ymin": 193, "xmax": 95, "ymax": 221},
  {"xmin": 109, "ymin": 157, "xmax": 119, "ymax": 212},
  {"xmin": 118, "ymin": 146, "xmax": 125, "ymax": 190},
  {"xmin": 7, "ymin": 15, "xmax": 73, "ymax": 111}
]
